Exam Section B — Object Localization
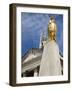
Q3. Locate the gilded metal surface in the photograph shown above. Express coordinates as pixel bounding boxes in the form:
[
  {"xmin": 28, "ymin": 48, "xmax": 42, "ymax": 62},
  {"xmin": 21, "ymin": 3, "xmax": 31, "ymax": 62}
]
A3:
[{"xmin": 48, "ymin": 17, "xmax": 57, "ymax": 41}]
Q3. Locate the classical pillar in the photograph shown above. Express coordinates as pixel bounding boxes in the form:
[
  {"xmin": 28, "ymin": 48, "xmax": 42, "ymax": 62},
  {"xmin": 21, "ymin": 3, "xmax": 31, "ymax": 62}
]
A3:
[
  {"xmin": 39, "ymin": 17, "xmax": 61, "ymax": 76},
  {"xmin": 34, "ymin": 68, "xmax": 38, "ymax": 77}
]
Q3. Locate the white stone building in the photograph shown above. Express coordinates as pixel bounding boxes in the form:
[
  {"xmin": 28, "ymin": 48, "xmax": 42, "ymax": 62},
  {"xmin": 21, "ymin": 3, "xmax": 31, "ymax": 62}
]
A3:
[{"xmin": 21, "ymin": 48, "xmax": 43, "ymax": 77}]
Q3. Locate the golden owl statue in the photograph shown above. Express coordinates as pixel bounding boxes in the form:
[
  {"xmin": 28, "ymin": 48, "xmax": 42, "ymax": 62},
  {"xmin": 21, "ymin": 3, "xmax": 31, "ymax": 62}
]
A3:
[{"xmin": 48, "ymin": 16, "xmax": 57, "ymax": 41}]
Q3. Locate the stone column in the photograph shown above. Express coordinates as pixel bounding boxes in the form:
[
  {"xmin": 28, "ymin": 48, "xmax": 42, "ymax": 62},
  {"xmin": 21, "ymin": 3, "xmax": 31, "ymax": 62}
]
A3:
[
  {"xmin": 34, "ymin": 68, "xmax": 38, "ymax": 77},
  {"xmin": 39, "ymin": 41, "xmax": 61, "ymax": 76}
]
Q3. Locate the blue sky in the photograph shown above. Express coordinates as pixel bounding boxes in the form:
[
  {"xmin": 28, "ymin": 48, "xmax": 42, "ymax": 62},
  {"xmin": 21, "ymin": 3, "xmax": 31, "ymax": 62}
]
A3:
[{"xmin": 21, "ymin": 12, "xmax": 63, "ymax": 57}]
